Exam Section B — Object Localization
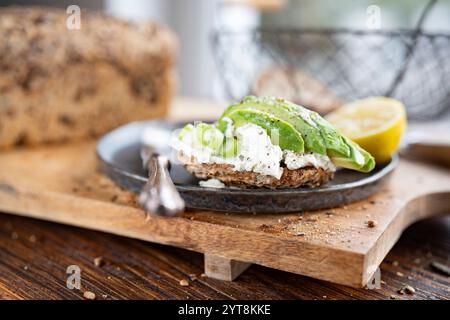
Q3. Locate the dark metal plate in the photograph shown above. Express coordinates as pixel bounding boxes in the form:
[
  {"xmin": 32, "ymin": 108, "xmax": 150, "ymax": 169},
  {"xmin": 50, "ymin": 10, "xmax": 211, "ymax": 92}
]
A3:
[{"xmin": 97, "ymin": 120, "xmax": 397, "ymax": 213}]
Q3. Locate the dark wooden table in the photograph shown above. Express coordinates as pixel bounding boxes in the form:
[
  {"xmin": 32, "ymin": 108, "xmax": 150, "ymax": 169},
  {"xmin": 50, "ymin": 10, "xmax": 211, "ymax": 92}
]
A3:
[
  {"xmin": 0, "ymin": 212, "xmax": 449, "ymax": 300},
  {"xmin": 1, "ymin": 101, "xmax": 450, "ymax": 300}
]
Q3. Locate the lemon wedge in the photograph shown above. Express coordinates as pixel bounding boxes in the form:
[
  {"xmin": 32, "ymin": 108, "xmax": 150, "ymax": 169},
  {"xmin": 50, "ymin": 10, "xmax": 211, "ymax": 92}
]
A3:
[{"xmin": 326, "ymin": 97, "xmax": 407, "ymax": 164}]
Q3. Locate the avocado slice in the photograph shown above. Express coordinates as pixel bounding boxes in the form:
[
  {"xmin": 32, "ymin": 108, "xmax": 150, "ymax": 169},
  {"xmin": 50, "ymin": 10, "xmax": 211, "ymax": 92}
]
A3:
[
  {"xmin": 310, "ymin": 112, "xmax": 351, "ymax": 158},
  {"xmin": 219, "ymin": 96, "xmax": 326, "ymax": 155},
  {"xmin": 224, "ymin": 109, "xmax": 305, "ymax": 153},
  {"xmin": 218, "ymin": 138, "xmax": 239, "ymax": 158},
  {"xmin": 196, "ymin": 123, "xmax": 224, "ymax": 153},
  {"xmin": 218, "ymin": 96, "xmax": 375, "ymax": 173},
  {"xmin": 178, "ymin": 123, "xmax": 224, "ymax": 154},
  {"xmin": 329, "ymin": 136, "xmax": 375, "ymax": 173},
  {"xmin": 275, "ymin": 99, "xmax": 375, "ymax": 172}
]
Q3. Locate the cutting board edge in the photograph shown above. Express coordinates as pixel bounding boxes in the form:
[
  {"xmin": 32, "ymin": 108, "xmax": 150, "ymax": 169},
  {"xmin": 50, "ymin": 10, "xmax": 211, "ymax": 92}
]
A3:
[
  {"xmin": 362, "ymin": 190, "xmax": 450, "ymax": 285},
  {"xmin": 0, "ymin": 184, "xmax": 371, "ymax": 287}
]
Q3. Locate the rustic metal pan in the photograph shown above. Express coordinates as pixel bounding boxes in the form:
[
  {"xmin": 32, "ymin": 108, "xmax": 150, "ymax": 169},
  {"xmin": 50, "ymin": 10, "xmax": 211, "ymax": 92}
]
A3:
[{"xmin": 97, "ymin": 120, "xmax": 397, "ymax": 213}]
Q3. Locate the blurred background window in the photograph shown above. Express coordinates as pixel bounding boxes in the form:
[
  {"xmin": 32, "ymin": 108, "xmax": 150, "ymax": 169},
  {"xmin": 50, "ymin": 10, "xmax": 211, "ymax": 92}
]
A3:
[{"xmin": 2, "ymin": 0, "xmax": 450, "ymax": 119}]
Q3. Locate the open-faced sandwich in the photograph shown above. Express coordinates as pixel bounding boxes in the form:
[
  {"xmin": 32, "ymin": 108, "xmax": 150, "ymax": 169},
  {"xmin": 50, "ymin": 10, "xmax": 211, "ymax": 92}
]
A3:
[{"xmin": 171, "ymin": 96, "xmax": 375, "ymax": 188}]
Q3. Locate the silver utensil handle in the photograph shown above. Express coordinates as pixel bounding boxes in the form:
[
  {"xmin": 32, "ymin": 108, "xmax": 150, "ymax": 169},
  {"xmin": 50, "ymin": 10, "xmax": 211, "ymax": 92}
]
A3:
[{"xmin": 138, "ymin": 154, "xmax": 185, "ymax": 217}]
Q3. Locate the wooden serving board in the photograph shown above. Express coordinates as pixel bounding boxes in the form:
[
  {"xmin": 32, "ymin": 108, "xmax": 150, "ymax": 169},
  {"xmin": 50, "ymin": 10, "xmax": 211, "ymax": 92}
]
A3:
[{"xmin": 0, "ymin": 141, "xmax": 449, "ymax": 287}]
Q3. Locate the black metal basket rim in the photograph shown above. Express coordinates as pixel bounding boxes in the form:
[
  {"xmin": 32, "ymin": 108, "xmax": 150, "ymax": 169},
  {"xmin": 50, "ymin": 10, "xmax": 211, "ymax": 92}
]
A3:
[{"xmin": 213, "ymin": 27, "xmax": 450, "ymax": 38}]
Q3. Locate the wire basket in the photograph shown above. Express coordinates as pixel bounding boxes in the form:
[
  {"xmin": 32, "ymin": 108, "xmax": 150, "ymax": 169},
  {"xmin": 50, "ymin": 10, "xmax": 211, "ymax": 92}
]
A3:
[{"xmin": 212, "ymin": 27, "xmax": 450, "ymax": 120}]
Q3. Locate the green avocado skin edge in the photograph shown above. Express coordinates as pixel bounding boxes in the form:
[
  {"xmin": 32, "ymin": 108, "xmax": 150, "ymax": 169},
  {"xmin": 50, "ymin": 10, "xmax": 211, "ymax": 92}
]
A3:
[{"xmin": 217, "ymin": 96, "xmax": 376, "ymax": 173}]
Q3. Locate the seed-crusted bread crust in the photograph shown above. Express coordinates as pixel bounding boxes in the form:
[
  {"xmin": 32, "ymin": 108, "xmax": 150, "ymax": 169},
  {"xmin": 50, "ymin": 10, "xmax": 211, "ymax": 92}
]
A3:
[
  {"xmin": 178, "ymin": 153, "xmax": 334, "ymax": 189},
  {"xmin": 0, "ymin": 7, "xmax": 177, "ymax": 148}
]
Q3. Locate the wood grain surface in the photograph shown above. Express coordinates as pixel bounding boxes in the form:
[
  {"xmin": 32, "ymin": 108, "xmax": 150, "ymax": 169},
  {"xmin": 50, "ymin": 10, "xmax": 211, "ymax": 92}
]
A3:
[
  {"xmin": 0, "ymin": 98, "xmax": 449, "ymax": 298},
  {"xmin": 0, "ymin": 213, "xmax": 448, "ymax": 300},
  {"xmin": 0, "ymin": 140, "xmax": 449, "ymax": 287}
]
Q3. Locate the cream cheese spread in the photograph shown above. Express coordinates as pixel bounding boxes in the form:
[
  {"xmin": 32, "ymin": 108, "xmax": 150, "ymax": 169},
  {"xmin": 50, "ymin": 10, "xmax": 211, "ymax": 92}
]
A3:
[
  {"xmin": 170, "ymin": 123, "xmax": 336, "ymax": 180},
  {"xmin": 284, "ymin": 150, "xmax": 336, "ymax": 172},
  {"xmin": 199, "ymin": 179, "xmax": 226, "ymax": 189}
]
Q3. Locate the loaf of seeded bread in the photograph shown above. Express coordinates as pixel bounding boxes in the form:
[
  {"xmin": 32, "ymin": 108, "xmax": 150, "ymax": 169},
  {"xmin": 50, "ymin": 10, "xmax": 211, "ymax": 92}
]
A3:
[{"xmin": 0, "ymin": 7, "xmax": 177, "ymax": 148}]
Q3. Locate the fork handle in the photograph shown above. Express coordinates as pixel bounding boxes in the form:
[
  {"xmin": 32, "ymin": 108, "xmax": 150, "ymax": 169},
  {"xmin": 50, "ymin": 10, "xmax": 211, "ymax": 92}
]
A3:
[{"xmin": 138, "ymin": 154, "xmax": 185, "ymax": 217}]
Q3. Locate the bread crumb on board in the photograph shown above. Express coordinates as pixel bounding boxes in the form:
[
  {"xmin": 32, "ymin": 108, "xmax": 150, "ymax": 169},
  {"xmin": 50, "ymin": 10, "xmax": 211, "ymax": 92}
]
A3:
[
  {"xmin": 398, "ymin": 285, "xmax": 415, "ymax": 295},
  {"xmin": 93, "ymin": 256, "xmax": 104, "ymax": 267},
  {"xmin": 366, "ymin": 220, "xmax": 378, "ymax": 228},
  {"xmin": 189, "ymin": 274, "xmax": 197, "ymax": 281},
  {"xmin": 83, "ymin": 291, "xmax": 96, "ymax": 300},
  {"xmin": 179, "ymin": 279, "xmax": 189, "ymax": 287}
]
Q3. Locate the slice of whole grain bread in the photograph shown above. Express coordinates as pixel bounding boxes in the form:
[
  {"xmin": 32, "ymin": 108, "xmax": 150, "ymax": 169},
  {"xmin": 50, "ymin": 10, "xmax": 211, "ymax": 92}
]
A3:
[{"xmin": 179, "ymin": 153, "xmax": 334, "ymax": 189}]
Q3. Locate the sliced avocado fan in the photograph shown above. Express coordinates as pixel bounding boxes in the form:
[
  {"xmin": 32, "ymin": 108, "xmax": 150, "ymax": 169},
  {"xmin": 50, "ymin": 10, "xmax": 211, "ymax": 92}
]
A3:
[
  {"xmin": 217, "ymin": 96, "xmax": 376, "ymax": 173},
  {"xmin": 218, "ymin": 96, "xmax": 325, "ymax": 155},
  {"xmin": 177, "ymin": 96, "xmax": 375, "ymax": 173}
]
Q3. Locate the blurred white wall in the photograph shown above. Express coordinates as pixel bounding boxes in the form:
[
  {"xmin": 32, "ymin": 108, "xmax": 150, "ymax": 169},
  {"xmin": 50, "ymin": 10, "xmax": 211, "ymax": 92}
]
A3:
[
  {"xmin": 106, "ymin": 0, "xmax": 262, "ymax": 101},
  {"xmin": 105, "ymin": 0, "xmax": 167, "ymax": 23},
  {"xmin": 106, "ymin": 0, "xmax": 220, "ymax": 100}
]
